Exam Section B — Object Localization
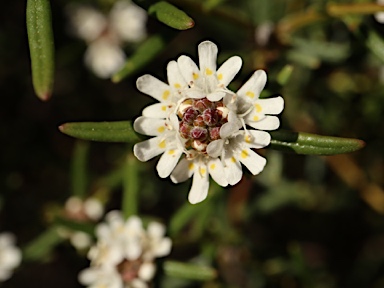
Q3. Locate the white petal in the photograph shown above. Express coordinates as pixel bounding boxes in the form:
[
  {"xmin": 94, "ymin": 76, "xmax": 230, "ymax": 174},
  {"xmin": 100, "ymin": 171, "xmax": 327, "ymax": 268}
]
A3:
[
  {"xmin": 84, "ymin": 198, "xmax": 104, "ymax": 220},
  {"xmin": 70, "ymin": 231, "xmax": 92, "ymax": 249},
  {"xmin": 170, "ymin": 157, "xmax": 194, "ymax": 183},
  {"xmin": 246, "ymin": 115, "xmax": 280, "ymax": 130},
  {"xmin": 147, "ymin": 222, "xmax": 165, "ymax": 238},
  {"xmin": 184, "ymin": 88, "xmax": 205, "ymax": 99},
  {"xmin": 237, "ymin": 70, "xmax": 267, "ymax": 102},
  {"xmin": 188, "ymin": 164, "xmax": 209, "ymax": 204},
  {"xmin": 216, "ymin": 56, "xmax": 242, "ymax": 86},
  {"xmin": 177, "ymin": 55, "xmax": 201, "ymax": 86},
  {"xmin": 224, "ymin": 156, "xmax": 243, "ymax": 185},
  {"xmin": 136, "ymin": 74, "xmax": 172, "ymax": 102},
  {"xmin": 78, "ymin": 268, "xmax": 98, "ymax": 285},
  {"xmin": 156, "ymin": 149, "xmax": 183, "ymax": 178},
  {"xmin": 254, "ymin": 96, "xmax": 284, "ymax": 115},
  {"xmin": 142, "ymin": 103, "xmax": 174, "ymax": 118},
  {"xmin": 167, "ymin": 60, "xmax": 188, "ymax": 90},
  {"xmin": 198, "ymin": 41, "xmax": 218, "ymax": 74},
  {"xmin": 131, "ymin": 278, "xmax": 149, "ymax": 288},
  {"xmin": 134, "ymin": 116, "xmax": 168, "ymax": 136},
  {"xmin": 236, "ymin": 148, "xmax": 267, "ymax": 175},
  {"xmin": 207, "ymin": 90, "xmax": 226, "ymax": 101},
  {"xmin": 84, "ymin": 40, "xmax": 125, "ymax": 79},
  {"xmin": 153, "ymin": 238, "xmax": 172, "ymax": 257},
  {"xmin": 109, "ymin": 1, "xmax": 147, "ymax": 43},
  {"xmin": 67, "ymin": 5, "xmax": 107, "ymax": 42},
  {"xmin": 206, "ymin": 139, "xmax": 224, "ymax": 158},
  {"xmin": 138, "ymin": 262, "xmax": 156, "ymax": 282},
  {"xmin": 246, "ymin": 130, "xmax": 271, "ymax": 148},
  {"xmin": 133, "ymin": 136, "xmax": 168, "ymax": 162},
  {"xmin": 219, "ymin": 118, "xmax": 242, "ymax": 139},
  {"xmin": 208, "ymin": 158, "xmax": 228, "ymax": 187}
]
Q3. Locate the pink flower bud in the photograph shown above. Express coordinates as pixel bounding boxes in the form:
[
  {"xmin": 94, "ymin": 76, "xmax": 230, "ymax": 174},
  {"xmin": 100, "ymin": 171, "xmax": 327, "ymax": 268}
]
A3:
[{"xmin": 190, "ymin": 127, "xmax": 208, "ymax": 141}]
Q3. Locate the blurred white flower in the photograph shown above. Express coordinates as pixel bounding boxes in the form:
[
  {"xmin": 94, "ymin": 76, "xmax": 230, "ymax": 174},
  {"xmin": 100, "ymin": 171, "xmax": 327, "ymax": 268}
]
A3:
[
  {"xmin": 375, "ymin": 0, "xmax": 384, "ymax": 23},
  {"xmin": 65, "ymin": 196, "xmax": 104, "ymax": 222},
  {"xmin": 0, "ymin": 233, "xmax": 21, "ymax": 282},
  {"xmin": 60, "ymin": 196, "xmax": 104, "ymax": 250},
  {"xmin": 133, "ymin": 40, "xmax": 284, "ymax": 204},
  {"xmin": 67, "ymin": 1, "xmax": 147, "ymax": 78},
  {"xmin": 78, "ymin": 211, "xmax": 171, "ymax": 288}
]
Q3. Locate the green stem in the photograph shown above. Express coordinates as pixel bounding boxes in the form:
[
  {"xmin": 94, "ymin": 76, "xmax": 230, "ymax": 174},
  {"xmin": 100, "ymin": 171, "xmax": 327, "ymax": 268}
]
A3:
[
  {"xmin": 70, "ymin": 140, "xmax": 89, "ymax": 198},
  {"xmin": 122, "ymin": 153, "xmax": 139, "ymax": 219}
]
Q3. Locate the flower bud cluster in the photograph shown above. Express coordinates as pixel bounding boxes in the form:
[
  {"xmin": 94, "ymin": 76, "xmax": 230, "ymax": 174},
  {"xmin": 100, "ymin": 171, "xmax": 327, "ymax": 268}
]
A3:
[{"xmin": 178, "ymin": 97, "xmax": 229, "ymax": 153}]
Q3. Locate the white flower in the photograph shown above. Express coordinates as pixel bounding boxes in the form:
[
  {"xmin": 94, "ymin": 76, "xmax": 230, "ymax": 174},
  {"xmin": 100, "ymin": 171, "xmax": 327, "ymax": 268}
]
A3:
[
  {"xmin": 78, "ymin": 211, "xmax": 171, "ymax": 288},
  {"xmin": 67, "ymin": 1, "xmax": 147, "ymax": 78},
  {"xmin": 133, "ymin": 40, "xmax": 284, "ymax": 204},
  {"xmin": 61, "ymin": 196, "xmax": 104, "ymax": 250},
  {"xmin": 0, "ymin": 233, "xmax": 21, "ymax": 282},
  {"xmin": 375, "ymin": 0, "xmax": 384, "ymax": 23},
  {"xmin": 65, "ymin": 196, "xmax": 104, "ymax": 221}
]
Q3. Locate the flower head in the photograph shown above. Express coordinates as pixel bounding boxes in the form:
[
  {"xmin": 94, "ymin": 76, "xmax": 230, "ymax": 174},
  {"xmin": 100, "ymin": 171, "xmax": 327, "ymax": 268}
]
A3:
[
  {"xmin": 67, "ymin": 1, "xmax": 147, "ymax": 78},
  {"xmin": 78, "ymin": 211, "xmax": 171, "ymax": 288},
  {"xmin": 133, "ymin": 41, "xmax": 284, "ymax": 204},
  {"xmin": 0, "ymin": 233, "xmax": 21, "ymax": 282}
]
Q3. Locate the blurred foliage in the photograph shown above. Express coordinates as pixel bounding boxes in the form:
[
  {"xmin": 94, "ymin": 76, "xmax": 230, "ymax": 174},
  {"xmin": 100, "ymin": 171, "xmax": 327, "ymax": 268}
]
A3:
[{"xmin": 1, "ymin": 0, "xmax": 384, "ymax": 287}]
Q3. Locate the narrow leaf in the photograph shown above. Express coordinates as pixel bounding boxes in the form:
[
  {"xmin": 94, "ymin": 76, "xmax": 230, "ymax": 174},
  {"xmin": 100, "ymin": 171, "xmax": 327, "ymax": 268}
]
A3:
[
  {"xmin": 148, "ymin": 1, "xmax": 194, "ymax": 30},
  {"xmin": 365, "ymin": 29, "xmax": 384, "ymax": 64},
  {"xmin": 71, "ymin": 141, "xmax": 89, "ymax": 198},
  {"xmin": 26, "ymin": 0, "xmax": 55, "ymax": 101},
  {"xmin": 59, "ymin": 121, "xmax": 142, "ymax": 143},
  {"xmin": 112, "ymin": 35, "xmax": 169, "ymax": 83},
  {"xmin": 270, "ymin": 130, "xmax": 365, "ymax": 155},
  {"xmin": 23, "ymin": 226, "xmax": 63, "ymax": 261},
  {"xmin": 163, "ymin": 260, "xmax": 217, "ymax": 281}
]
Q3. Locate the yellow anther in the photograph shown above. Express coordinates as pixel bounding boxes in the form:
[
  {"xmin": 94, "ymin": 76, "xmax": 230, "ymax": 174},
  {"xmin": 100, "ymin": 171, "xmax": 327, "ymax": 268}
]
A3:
[
  {"xmin": 161, "ymin": 105, "xmax": 167, "ymax": 111},
  {"xmin": 158, "ymin": 140, "xmax": 166, "ymax": 148},
  {"xmin": 205, "ymin": 68, "xmax": 213, "ymax": 75},
  {"xmin": 193, "ymin": 72, "xmax": 199, "ymax": 80},
  {"xmin": 157, "ymin": 126, "xmax": 165, "ymax": 133},
  {"xmin": 255, "ymin": 103, "xmax": 262, "ymax": 113},
  {"xmin": 241, "ymin": 150, "xmax": 248, "ymax": 159},
  {"xmin": 217, "ymin": 73, "xmax": 223, "ymax": 80},
  {"xmin": 246, "ymin": 91, "xmax": 255, "ymax": 98},
  {"xmin": 210, "ymin": 163, "xmax": 216, "ymax": 170},
  {"xmin": 253, "ymin": 115, "xmax": 259, "ymax": 121},
  {"xmin": 188, "ymin": 163, "xmax": 194, "ymax": 170},
  {"xmin": 162, "ymin": 90, "xmax": 170, "ymax": 100},
  {"xmin": 231, "ymin": 157, "xmax": 236, "ymax": 163},
  {"xmin": 200, "ymin": 168, "xmax": 206, "ymax": 175},
  {"xmin": 168, "ymin": 149, "xmax": 175, "ymax": 155},
  {"xmin": 174, "ymin": 83, "xmax": 181, "ymax": 89}
]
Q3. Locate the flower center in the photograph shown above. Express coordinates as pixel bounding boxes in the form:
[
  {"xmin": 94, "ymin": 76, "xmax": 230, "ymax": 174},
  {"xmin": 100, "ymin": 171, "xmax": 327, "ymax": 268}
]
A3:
[
  {"xmin": 117, "ymin": 258, "xmax": 143, "ymax": 283},
  {"xmin": 177, "ymin": 97, "xmax": 229, "ymax": 153}
]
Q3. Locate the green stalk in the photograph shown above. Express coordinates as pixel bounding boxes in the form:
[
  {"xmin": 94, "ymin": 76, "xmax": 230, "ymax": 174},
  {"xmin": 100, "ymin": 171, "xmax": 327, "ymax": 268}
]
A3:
[{"xmin": 122, "ymin": 153, "xmax": 139, "ymax": 219}]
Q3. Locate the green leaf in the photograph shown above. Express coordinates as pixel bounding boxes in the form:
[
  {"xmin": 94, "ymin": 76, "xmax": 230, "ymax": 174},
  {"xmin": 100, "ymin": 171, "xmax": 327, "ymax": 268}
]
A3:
[
  {"xmin": 26, "ymin": 0, "xmax": 55, "ymax": 101},
  {"xmin": 148, "ymin": 1, "xmax": 194, "ymax": 30},
  {"xmin": 59, "ymin": 121, "xmax": 142, "ymax": 143},
  {"xmin": 112, "ymin": 34, "xmax": 169, "ymax": 83},
  {"xmin": 365, "ymin": 29, "xmax": 384, "ymax": 64},
  {"xmin": 71, "ymin": 141, "xmax": 89, "ymax": 198},
  {"xmin": 53, "ymin": 217, "xmax": 95, "ymax": 235},
  {"xmin": 163, "ymin": 260, "xmax": 217, "ymax": 281},
  {"xmin": 122, "ymin": 154, "xmax": 139, "ymax": 219},
  {"xmin": 23, "ymin": 226, "xmax": 63, "ymax": 261},
  {"xmin": 269, "ymin": 130, "xmax": 365, "ymax": 155}
]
